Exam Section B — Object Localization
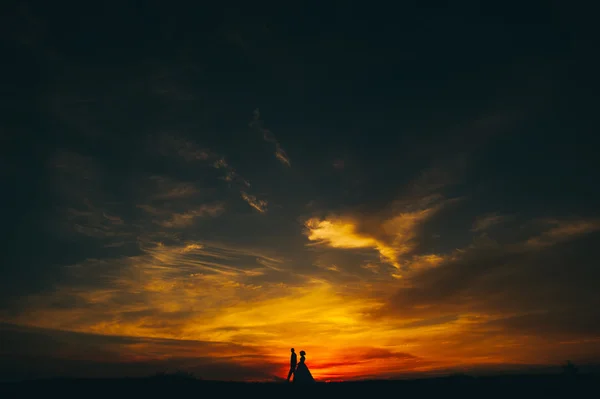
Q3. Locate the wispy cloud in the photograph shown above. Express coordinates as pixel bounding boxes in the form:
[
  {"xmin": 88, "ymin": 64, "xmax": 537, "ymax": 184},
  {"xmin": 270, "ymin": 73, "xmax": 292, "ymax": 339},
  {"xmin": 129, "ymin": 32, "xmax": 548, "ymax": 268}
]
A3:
[
  {"xmin": 156, "ymin": 135, "xmax": 250, "ymax": 188},
  {"xmin": 249, "ymin": 108, "xmax": 291, "ymax": 167},
  {"xmin": 525, "ymin": 219, "xmax": 600, "ymax": 249},
  {"xmin": 102, "ymin": 212, "xmax": 124, "ymax": 225},
  {"xmin": 332, "ymin": 159, "xmax": 345, "ymax": 170},
  {"xmin": 212, "ymin": 158, "xmax": 251, "ymax": 187},
  {"xmin": 157, "ymin": 134, "xmax": 267, "ymax": 212},
  {"xmin": 241, "ymin": 192, "xmax": 268, "ymax": 213},
  {"xmin": 147, "ymin": 175, "xmax": 201, "ymax": 200},
  {"xmin": 133, "ymin": 174, "xmax": 226, "ymax": 229},
  {"xmin": 50, "ymin": 151, "xmax": 132, "ymax": 245},
  {"xmin": 407, "ymin": 157, "xmax": 466, "ymax": 198},
  {"xmin": 152, "ymin": 204, "xmax": 225, "ymax": 228},
  {"xmin": 471, "ymin": 212, "xmax": 506, "ymax": 232}
]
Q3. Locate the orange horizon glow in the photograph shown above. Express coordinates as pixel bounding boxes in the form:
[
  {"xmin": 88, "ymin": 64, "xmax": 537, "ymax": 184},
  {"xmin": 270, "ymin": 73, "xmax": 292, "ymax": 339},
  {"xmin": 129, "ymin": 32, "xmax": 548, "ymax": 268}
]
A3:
[
  {"xmin": 6, "ymin": 264, "xmax": 600, "ymax": 381},
  {"xmin": 4, "ymin": 186, "xmax": 600, "ymax": 381}
]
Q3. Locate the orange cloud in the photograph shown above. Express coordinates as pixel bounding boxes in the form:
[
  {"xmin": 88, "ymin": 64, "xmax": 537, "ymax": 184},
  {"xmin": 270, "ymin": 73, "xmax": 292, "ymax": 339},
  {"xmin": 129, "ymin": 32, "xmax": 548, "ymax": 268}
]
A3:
[
  {"xmin": 303, "ymin": 205, "xmax": 440, "ymax": 275},
  {"xmin": 304, "ymin": 217, "xmax": 400, "ymax": 269}
]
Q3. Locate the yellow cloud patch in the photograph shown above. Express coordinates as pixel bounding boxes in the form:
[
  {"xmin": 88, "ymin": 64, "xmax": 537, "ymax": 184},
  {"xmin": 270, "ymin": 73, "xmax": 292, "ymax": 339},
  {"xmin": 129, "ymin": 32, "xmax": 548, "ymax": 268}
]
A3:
[
  {"xmin": 304, "ymin": 217, "xmax": 400, "ymax": 268},
  {"xmin": 303, "ymin": 207, "xmax": 439, "ymax": 274}
]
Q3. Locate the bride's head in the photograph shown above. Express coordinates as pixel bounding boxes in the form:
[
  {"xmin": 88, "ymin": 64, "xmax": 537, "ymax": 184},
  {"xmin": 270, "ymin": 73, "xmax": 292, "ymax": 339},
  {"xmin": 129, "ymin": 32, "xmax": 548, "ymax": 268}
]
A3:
[{"xmin": 299, "ymin": 350, "xmax": 306, "ymax": 356}]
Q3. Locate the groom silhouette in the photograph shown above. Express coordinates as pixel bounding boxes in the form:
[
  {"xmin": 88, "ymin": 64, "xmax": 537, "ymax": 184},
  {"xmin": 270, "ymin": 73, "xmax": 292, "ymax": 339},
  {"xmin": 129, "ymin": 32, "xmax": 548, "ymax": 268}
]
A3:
[{"xmin": 287, "ymin": 348, "xmax": 297, "ymax": 382}]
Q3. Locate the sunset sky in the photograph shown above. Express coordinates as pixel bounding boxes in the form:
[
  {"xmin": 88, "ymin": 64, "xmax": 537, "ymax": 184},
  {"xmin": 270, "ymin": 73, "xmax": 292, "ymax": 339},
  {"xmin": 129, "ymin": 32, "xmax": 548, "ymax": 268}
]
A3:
[{"xmin": 1, "ymin": 2, "xmax": 599, "ymax": 382}]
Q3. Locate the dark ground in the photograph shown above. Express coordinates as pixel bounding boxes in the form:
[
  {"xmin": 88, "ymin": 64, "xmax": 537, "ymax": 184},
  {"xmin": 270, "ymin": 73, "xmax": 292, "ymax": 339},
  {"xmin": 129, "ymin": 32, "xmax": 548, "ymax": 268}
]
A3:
[{"xmin": 1, "ymin": 374, "xmax": 598, "ymax": 397}]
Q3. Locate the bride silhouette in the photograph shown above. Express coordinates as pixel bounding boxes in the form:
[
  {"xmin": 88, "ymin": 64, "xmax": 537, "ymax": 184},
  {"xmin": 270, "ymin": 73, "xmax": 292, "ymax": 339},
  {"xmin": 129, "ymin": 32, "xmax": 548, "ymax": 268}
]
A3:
[{"xmin": 293, "ymin": 350, "xmax": 315, "ymax": 384}]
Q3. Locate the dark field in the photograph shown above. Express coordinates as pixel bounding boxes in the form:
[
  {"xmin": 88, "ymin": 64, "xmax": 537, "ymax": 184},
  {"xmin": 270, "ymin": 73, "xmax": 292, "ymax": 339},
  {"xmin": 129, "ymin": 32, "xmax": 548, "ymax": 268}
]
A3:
[{"xmin": 1, "ymin": 374, "xmax": 597, "ymax": 397}]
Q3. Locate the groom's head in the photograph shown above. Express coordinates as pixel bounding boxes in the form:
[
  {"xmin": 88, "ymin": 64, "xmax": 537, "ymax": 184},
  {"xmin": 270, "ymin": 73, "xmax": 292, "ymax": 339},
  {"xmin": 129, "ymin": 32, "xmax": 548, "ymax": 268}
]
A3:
[{"xmin": 291, "ymin": 348, "xmax": 295, "ymax": 353}]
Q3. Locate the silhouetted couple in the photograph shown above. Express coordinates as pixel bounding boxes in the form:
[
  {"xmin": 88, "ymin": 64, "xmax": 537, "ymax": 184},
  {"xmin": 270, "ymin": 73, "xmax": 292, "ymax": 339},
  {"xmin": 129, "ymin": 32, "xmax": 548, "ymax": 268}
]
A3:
[{"xmin": 287, "ymin": 348, "xmax": 315, "ymax": 384}]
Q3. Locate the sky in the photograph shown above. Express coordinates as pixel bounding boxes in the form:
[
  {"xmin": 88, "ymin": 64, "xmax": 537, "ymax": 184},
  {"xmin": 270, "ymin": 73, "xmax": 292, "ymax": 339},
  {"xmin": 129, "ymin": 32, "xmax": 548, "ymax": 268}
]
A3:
[{"xmin": 1, "ymin": 2, "xmax": 599, "ymax": 382}]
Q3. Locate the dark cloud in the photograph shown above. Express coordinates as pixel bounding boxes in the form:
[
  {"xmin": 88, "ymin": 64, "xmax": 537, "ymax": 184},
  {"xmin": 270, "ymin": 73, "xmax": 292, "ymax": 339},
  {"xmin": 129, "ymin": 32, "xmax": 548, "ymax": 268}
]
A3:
[
  {"xmin": 0, "ymin": 323, "xmax": 278, "ymax": 382},
  {"xmin": 380, "ymin": 227, "xmax": 600, "ymax": 340}
]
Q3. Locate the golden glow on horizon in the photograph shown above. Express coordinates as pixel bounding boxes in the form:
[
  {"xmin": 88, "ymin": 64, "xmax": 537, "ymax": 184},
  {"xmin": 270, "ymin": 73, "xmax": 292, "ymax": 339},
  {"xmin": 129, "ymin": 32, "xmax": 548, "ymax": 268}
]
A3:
[
  {"xmin": 13, "ymin": 126, "xmax": 597, "ymax": 383},
  {"xmin": 5, "ymin": 218, "xmax": 600, "ymax": 381}
]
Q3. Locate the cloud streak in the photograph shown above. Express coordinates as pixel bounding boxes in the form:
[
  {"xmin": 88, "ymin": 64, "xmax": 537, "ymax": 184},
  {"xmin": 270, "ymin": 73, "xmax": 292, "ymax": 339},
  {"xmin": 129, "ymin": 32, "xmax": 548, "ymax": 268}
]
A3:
[
  {"xmin": 151, "ymin": 204, "xmax": 225, "ymax": 228},
  {"xmin": 249, "ymin": 108, "xmax": 291, "ymax": 167},
  {"xmin": 471, "ymin": 212, "xmax": 506, "ymax": 232},
  {"xmin": 155, "ymin": 134, "xmax": 267, "ymax": 212},
  {"xmin": 525, "ymin": 219, "xmax": 600, "ymax": 249},
  {"xmin": 240, "ymin": 192, "xmax": 268, "ymax": 213}
]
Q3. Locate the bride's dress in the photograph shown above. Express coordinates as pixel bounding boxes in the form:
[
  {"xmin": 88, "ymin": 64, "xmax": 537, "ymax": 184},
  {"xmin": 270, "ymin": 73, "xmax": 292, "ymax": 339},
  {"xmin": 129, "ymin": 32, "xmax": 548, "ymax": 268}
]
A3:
[{"xmin": 293, "ymin": 356, "xmax": 315, "ymax": 384}]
